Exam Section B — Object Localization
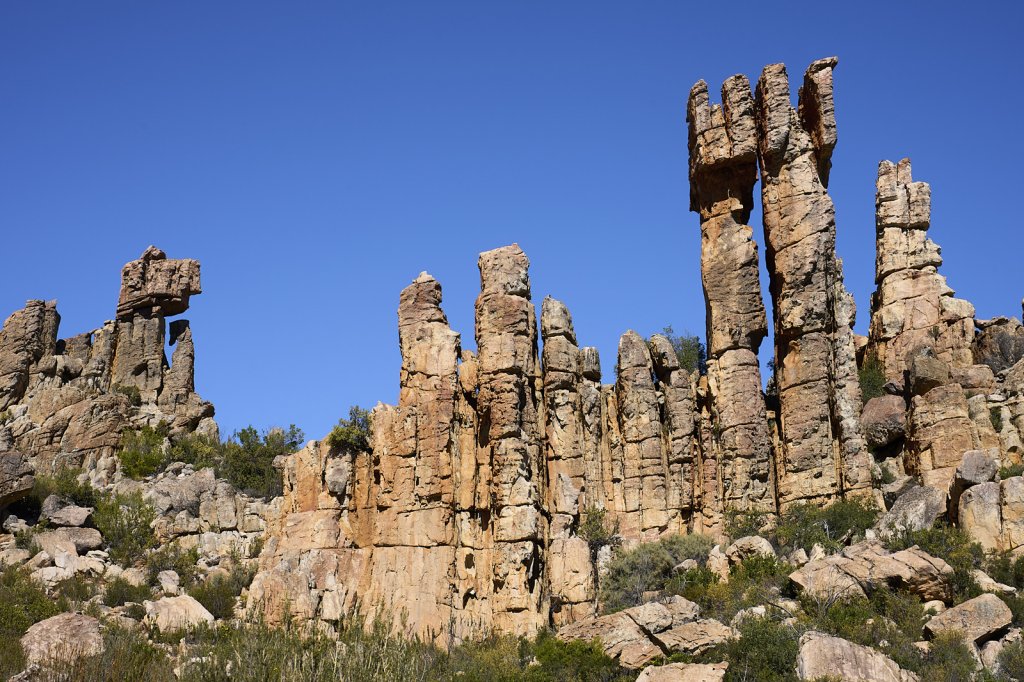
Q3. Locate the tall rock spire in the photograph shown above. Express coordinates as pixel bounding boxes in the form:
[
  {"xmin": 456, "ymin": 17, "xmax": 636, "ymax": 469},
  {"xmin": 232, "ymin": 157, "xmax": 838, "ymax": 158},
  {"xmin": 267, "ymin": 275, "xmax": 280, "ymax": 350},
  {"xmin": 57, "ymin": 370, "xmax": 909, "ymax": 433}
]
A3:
[
  {"xmin": 687, "ymin": 74, "xmax": 775, "ymax": 515},
  {"xmin": 755, "ymin": 58, "xmax": 871, "ymax": 505}
]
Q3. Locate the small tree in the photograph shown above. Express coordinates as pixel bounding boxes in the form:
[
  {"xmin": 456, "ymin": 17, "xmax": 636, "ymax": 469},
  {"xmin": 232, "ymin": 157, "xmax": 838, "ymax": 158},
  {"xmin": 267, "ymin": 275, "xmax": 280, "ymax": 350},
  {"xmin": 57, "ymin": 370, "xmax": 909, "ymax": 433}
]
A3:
[
  {"xmin": 859, "ymin": 350, "xmax": 886, "ymax": 403},
  {"xmin": 660, "ymin": 325, "xmax": 707, "ymax": 375},
  {"xmin": 327, "ymin": 406, "xmax": 372, "ymax": 452}
]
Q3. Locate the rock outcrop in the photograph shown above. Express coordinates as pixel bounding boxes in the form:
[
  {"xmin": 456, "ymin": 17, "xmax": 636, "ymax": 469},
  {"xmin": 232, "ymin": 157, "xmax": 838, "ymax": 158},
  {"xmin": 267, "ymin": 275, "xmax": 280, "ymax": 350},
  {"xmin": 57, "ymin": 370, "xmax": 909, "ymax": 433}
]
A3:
[
  {"xmin": 754, "ymin": 57, "xmax": 871, "ymax": 506},
  {"xmin": 796, "ymin": 631, "xmax": 919, "ymax": 682},
  {"xmin": 0, "ymin": 247, "xmax": 216, "ymax": 487}
]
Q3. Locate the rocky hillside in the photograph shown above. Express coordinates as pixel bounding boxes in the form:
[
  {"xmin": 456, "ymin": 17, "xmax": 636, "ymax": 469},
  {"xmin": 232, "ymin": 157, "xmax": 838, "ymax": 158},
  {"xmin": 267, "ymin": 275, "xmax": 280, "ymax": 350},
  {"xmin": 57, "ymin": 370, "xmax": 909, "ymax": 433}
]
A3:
[{"xmin": 4, "ymin": 56, "xmax": 1024, "ymax": 681}]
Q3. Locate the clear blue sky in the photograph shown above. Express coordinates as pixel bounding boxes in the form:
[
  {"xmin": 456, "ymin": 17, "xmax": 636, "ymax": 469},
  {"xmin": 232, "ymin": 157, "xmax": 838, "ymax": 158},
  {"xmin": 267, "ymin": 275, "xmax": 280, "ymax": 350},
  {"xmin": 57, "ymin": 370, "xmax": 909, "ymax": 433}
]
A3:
[{"xmin": 2, "ymin": 2, "xmax": 1022, "ymax": 440}]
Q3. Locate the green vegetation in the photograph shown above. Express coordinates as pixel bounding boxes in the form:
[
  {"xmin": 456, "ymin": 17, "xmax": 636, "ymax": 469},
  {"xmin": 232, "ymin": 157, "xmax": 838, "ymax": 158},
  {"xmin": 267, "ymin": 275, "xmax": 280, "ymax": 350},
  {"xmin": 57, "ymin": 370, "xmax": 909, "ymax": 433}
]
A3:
[
  {"xmin": 702, "ymin": 616, "xmax": 799, "ymax": 682},
  {"xmin": 0, "ymin": 566, "xmax": 62, "ymax": 680},
  {"xmin": 55, "ymin": 574, "xmax": 97, "ymax": 603},
  {"xmin": 112, "ymin": 383, "xmax": 143, "ymax": 407},
  {"xmin": 103, "ymin": 576, "xmax": 154, "ymax": 607},
  {"xmin": 599, "ymin": 534, "xmax": 714, "ymax": 613},
  {"xmin": 672, "ymin": 554, "xmax": 793, "ymax": 623},
  {"xmin": 121, "ymin": 424, "xmax": 304, "ymax": 497},
  {"xmin": 1000, "ymin": 463, "xmax": 1024, "ymax": 480},
  {"xmin": 992, "ymin": 406, "xmax": 1005, "ymax": 433},
  {"xmin": 773, "ymin": 498, "xmax": 879, "ymax": 554},
  {"xmin": 94, "ymin": 490, "xmax": 158, "ymax": 566},
  {"xmin": 858, "ymin": 350, "xmax": 886, "ymax": 403},
  {"xmin": 146, "ymin": 544, "xmax": 201, "ymax": 588},
  {"xmin": 1000, "ymin": 639, "xmax": 1024, "ymax": 680},
  {"xmin": 883, "ymin": 521, "xmax": 983, "ymax": 602},
  {"xmin": 658, "ymin": 326, "xmax": 706, "ymax": 375},
  {"xmin": 326, "ymin": 405, "xmax": 372, "ymax": 452},
  {"xmin": 578, "ymin": 506, "xmax": 620, "ymax": 561},
  {"xmin": 188, "ymin": 565, "xmax": 256, "ymax": 620},
  {"xmin": 118, "ymin": 423, "xmax": 170, "ymax": 479},
  {"xmin": 32, "ymin": 625, "xmax": 176, "ymax": 682}
]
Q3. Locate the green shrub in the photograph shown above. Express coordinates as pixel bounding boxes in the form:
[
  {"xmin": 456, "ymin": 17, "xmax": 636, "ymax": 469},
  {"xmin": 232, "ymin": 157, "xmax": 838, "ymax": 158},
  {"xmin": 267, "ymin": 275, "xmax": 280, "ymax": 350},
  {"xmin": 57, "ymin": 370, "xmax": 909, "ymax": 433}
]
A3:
[
  {"xmin": 667, "ymin": 555, "xmax": 791, "ymax": 623},
  {"xmin": 701, "ymin": 616, "xmax": 799, "ymax": 682},
  {"xmin": 884, "ymin": 522, "xmax": 983, "ymax": 602},
  {"xmin": 725, "ymin": 509, "xmax": 770, "ymax": 540},
  {"xmin": 1000, "ymin": 463, "xmax": 1024, "ymax": 480},
  {"xmin": 94, "ymin": 490, "xmax": 157, "ymax": 566},
  {"xmin": 146, "ymin": 544, "xmax": 201, "ymax": 588},
  {"xmin": 112, "ymin": 383, "xmax": 143, "ymax": 407},
  {"xmin": 118, "ymin": 423, "xmax": 170, "ymax": 479},
  {"xmin": 999, "ymin": 639, "xmax": 1024, "ymax": 680},
  {"xmin": 657, "ymin": 326, "xmax": 706, "ymax": 375},
  {"xmin": 55, "ymin": 574, "xmax": 97, "ymax": 603},
  {"xmin": 326, "ymin": 406, "xmax": 372, "ymax": 452},
  {"xmin": 859, "ymin": 351, "xmax": 886, "ymax": 403},
  {"xmin": 217, "ymin": 425, "xmax": 303, "ymax": 498},
  {"xmin": 0, "ymin": 409, "xmax": 11, "ymax": 424},
  {"xmin": 0, "ymin": 566, "xmax": 62, "ymax": 679},
  {"xmin": 522, "ymin": 630, "xmax": 632, "ymax": 681},
  {"xmin": 600, "ymin": 534, "xmax": 714, "ymax": 613},
  {"xmin": 188, "ymin": 566, "xmax": 255, "ymax": 620},
  {"xmin": 168, "ymin": 432, "xmax": 223, "ymax": 470},
  {"xmin": 578, "ymin": 506, "xmax": 620, "ymax": 560},
  {"xmin": 775, "ymin": 498, "xmax": 879, "ymax": 554},
  {"xmin": 916, "ymin": 630, "xmax": 977, "ymax": 681},
  {"xmin": 991, "ymin": 407, "xmax": 1005, "ymax": 433},
  {"xmin": 104, "ymin": 576, "xmax": 154, "ymax": 607}
]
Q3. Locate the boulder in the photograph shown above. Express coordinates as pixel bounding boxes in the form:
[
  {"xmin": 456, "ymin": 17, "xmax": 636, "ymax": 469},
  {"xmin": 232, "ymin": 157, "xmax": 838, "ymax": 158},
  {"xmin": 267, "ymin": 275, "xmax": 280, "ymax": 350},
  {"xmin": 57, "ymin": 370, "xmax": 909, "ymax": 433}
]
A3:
[
  {"xmin": 725, "ymin": 536, "xmax": 775, "ymax": 565},
  {"xmin": 861, "ymin": 395, "xmax": 907, "ymax": 449},
  {"xmin": 0, "ymin": 449, "xmax": 33, "ymax": 508},
  {"xmin": 144, "ymin": 594, "xmax": 215, "ymax": 632},
  {"xmin": 636, "ymin": 662, "xmax": 728, "ymax": 682},
  {"xmin": 924, "ymin": 593, "xmax": 1012, "ymax": 643},
  {"xmin": 40, "ymin": 495, "xmax": 93, "ymax": 527},
  {"xmin": 36, "ymin": 527, "xmax": 102, "ymax": 554},
  {"xmin": 950, "ymin": 449, "xmax": 999, "ymax": 519},
  {"xmin": 157, "ymin": 570, "xmax": 180, "ymax": 595},
  {"xmin": 908, "ymin": 352, "xmax": 950, "ymax": 396},
  {"xmin": 875, "ymin": 486, "xmax": 946, "ymax": 538},
  {"xmin": 796, "ymin": 631, "xmax": 918, "ymax": 681},
  {"xmin": 20, "ymin": 613, "xmax": 103, "ymax": 666},
  {"xmin": 707, "ymin": 545, "xmax": 730, "ymax": 582},
  {"xmin": 651, "ymin": 619, "xmax": 735, "ymax": 656}
]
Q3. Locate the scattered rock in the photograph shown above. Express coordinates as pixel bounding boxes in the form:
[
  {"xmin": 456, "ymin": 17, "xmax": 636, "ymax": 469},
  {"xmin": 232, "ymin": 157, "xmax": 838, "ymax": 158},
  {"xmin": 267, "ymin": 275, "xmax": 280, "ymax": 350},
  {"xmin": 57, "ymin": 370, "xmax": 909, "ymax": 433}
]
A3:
[
  {"xmin": 20, "ymin": 613, "xmax": 103, "ymax": 666},
  {"xmin": 144, "ymin": 595, "xmax": 215, "ymax": 632},
  {"xmin": 796, "ymin": 630, "xmax": 918, "ymax": 681},
  {"xmin": 924, "ymin": 594, "xmax": 1011, "ymax": 643}
]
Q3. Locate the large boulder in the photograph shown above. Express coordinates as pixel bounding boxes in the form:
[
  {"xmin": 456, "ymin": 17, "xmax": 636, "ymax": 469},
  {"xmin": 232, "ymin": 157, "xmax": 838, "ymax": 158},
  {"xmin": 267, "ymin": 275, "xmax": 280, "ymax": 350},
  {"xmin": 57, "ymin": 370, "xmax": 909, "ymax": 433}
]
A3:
[
  {"xmin": 144, "ymin": 594, "xmax": 215, "ymax": 632},
  {"xmin": 924, "ymin": 593, "xmax": 1012, "ymax": 643},
  {"xmin": 20, "ymin": 613, "xmax": 103, "ymax": 666},
  {"xmin": 0, "ymin": 449, "xmax": 34, "ymax": 508},
  {"xmin": 861, "ymin": 395, "xmax": 907, "ymax": 450},
  {"xmin": 908, "ymin": 351, "xmax": 950, "ymax": 396},
  {"xmin": 796, "ymin": 631, "xmax": 918, "ymax": 681},
  {"xmin": 949, "ymin": 449, "xmax": 999, "ymax": 519},
  {"xmin": 789, "ymin": 541, "xmax": 953, "ymax": 602},
  {"xmin": 875, "ymin": 486, "xmax": 946, "ymax": 538},
  {"xmin": 974, "ymin": 317, "xmax": 1024, "ymax": 375},
  {"xmin": 40, "ymin": 495, "xmax": 93, "ymax": 527},
  {"xmin": 636, "ymin": 662, "xmax": 728, "ymax": 682},
  {"xmin": 724, "ymin": 536, "xmax": 775, "ymax": 565}
]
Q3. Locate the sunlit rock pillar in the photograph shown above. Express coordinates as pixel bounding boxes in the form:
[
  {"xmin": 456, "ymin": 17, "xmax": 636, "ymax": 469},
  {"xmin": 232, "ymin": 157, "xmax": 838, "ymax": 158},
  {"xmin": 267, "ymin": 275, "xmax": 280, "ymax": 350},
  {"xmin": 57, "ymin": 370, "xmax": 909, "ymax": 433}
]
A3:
[
  {"xmin": 755, "ymin": 58, "xmax": 871, "ymax": 506},
  {"xmin": 649, "ymin": 335, "xmax": 697, "ymax": 522},
  {"xmin": 474, "ymin": 244, "xmax": 547, "ymax": 635},
  {"xmin": 540, "ymin": 296, "xmax": 596, "ymax": 624},
  {"xmin": 687, "ymin": 74, "xmax": 775, "ymax": 515},
  {"xmin": 0, "ymin": 300, "xmax": 60, "ymax": 409}
]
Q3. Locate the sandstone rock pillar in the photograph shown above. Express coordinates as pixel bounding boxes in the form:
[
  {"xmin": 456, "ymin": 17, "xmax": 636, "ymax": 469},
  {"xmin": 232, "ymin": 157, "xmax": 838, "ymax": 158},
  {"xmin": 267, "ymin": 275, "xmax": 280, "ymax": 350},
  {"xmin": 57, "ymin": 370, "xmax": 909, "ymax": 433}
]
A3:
[
  {"xmin": 755, "ymin": 58, "xmax": 871, "ymax": 506},
  {"xmin": 868, "ymin": 159, "xmax": 975, "ymax": 383},
  {"xmin": 474, "ymin": 244, "xmax": 547, "ymax": 635},
  {"xmin": 686, "ymin": 75, "xmax": 775, "ymax": 514}
]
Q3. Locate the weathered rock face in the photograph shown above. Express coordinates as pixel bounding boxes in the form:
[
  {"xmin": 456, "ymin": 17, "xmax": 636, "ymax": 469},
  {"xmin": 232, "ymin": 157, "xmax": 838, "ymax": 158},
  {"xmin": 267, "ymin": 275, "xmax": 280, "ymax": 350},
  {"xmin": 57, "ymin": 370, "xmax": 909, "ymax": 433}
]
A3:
[
  {"xmin": 868, "ymin": 159, "xmax": 975, "ymax": 383},
  {"xmin": 687, "ymin": 75, "xmax": 774, "ymax": 519},
  {"xmin": 796, "ymin": 631, "xmax": 919, "ymax": 682},
  {"xmin": 0, "ymin": 247, "xmax": 216, "ymax": 485},
  {"xmin": 975, "ymin": 316, "xmax": 1024, "ymax": 375},
  {"xmin": 754, "ymin": 57, "xmax": 871, "ymax": 506}
]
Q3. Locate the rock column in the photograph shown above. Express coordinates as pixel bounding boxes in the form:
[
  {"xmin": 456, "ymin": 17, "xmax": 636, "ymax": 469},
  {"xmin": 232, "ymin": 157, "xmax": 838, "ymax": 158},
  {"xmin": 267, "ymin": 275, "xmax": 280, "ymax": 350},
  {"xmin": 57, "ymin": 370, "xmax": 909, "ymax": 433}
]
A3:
[
  {"xmin": 755, "ymin": 58, "xmax": 871, "ymax": 506},
  {"xmin": 687, "ymin": 75, "xmax": 775, "ymax": 514}
]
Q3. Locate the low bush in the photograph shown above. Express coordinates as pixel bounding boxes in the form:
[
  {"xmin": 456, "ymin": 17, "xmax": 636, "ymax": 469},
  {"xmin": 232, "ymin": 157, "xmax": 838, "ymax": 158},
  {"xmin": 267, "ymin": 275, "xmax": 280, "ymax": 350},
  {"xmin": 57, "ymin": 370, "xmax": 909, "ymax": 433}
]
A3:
[
  {"xmin": 55, "ymin": 574, "xmax": 97, "ymax": 603},
  {"xmin": 1000, "ymin": 463, "xmax": 1024, "ymax": 480},
  {"xmin": 146, "ymin": 544, "xmax": 201, "ymax": 588},
  {"xmin": 700, "ymin": 616, "xmax": 799, "ymax": 682},
  {"xmin": 104, "ymin": 576, "xmax": 154, "ymax": 607},
  {"xmin": 859, "ymin": 351, "xmax": 886, "ymax": 403},
  {"xmin": 188, "ymin": 566, "xmax": 255, "ymax": 620},
  {"xmin": 118, "ymin": 423, "xmax": 170, "ymax": 479},
  {"xmin": 672, "ymin": 555, "xmax": 792, "ymax": 623},
  {"xmin": 216, "ymin": 425, "xmax": 303, "ymax": 498},
  {"xmin": 599, "ymin": 534, "xmax": 714, "ymax": 613},
  {"xmin": 914, "ymin": 630, "xmax": 978, "ymax": 681},
  {"xmin": 33, "ymin": 624, "xmax": 176, "ymax": 682},
  {"xmin": 168, "ymin": 432, "xmax": 222, "ymax": 470},
  {"xmin": 94, "ymin": 490, "xmax": 157, "ymax": 566},
  {"xmin": 112, "ymin": 383, "xmax": 143, "ymax": 407},
  {"xmin": 326, "ymin": 405, "xmax": 372, "ymax": 452},
  {"xmin": 1000, "ymin": 639, "xmax": 1024, "ymax": 680},
  {"xmin": 774, "ymin": 498, "xmax": 879, "ymax": 554},
  {"xmin": 578, "ymin": 506, "xmax": 620, "ymax": 561},
  {"xmin": 725, "ymin": 509, "xmax": 770, "ymax": 540}
]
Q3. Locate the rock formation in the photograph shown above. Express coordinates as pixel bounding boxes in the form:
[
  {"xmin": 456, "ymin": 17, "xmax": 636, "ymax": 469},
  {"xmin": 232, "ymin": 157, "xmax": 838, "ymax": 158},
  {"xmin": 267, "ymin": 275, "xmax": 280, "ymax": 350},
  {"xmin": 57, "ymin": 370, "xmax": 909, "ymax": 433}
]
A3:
[
  {"xmin": 867, "ymin": 159, "xmax": 975, "ymax": 383},
  {"xmin": 687, "ymin": 74, "xmax": 774, "ymax": 520},
  {"xmin": 0, "ymin": 247, "xmax": 215, "ymax": 488},
  {"xmin": 754, "ymin": 57, "xmax": 871, "ymax": 506}
]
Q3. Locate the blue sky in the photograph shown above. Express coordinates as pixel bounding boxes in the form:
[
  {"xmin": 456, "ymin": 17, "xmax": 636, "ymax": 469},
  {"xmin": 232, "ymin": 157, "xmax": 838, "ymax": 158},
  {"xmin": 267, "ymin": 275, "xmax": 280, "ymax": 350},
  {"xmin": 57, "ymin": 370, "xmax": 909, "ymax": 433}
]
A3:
[{"xmin": 2, "ymin": 2, "xmax": 1022, "ymax": 440}]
